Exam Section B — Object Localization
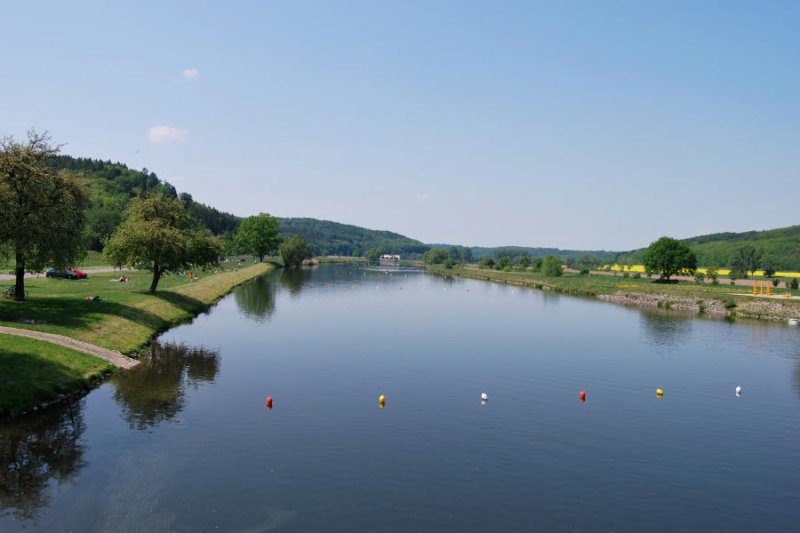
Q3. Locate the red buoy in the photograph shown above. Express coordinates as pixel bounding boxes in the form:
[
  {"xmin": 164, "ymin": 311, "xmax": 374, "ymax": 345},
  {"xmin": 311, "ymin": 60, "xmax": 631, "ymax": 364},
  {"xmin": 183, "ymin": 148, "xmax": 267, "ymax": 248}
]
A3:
[
  {"xmin": 266, "ymin": 396, "xmax": 273, "ymax": 409},
  {"xmin": 579, "ymin": 390, "xmax": 586, "ymax": 402}
]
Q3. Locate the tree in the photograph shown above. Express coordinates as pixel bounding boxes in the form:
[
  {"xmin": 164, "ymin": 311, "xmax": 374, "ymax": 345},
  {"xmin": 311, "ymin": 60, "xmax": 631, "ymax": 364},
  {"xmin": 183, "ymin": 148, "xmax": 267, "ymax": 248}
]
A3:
[
  {"xmin": 541, "ymin": 255, "xmax": 564, "ymax": 276},
  {"xmin": 642, "ymin": 236, "xmax": 697, "ymax": 281},
  {"xmin": 104, "ymin": 194, "xmax": 222, "ymax": 293},
  {"xmin": 424, "ymin": 248, "xmax": 449, "ymax": 265},
  {"xmin": 364, "ymin": 247, "xmax": 383, "ymax": 262},
  {"xmin": 479, "ymin": 257, "xmax": 495, "ymax": 269},
  {"xmin": 730, "ymin": 245, "xmax": 761, "ymax": 278},
  {"xmin": 280, "ymin": 235, "xmax": 312, "ymax": 268},
  {"xmin": 462, "ymin": 247, "xmax": 473, "ymax": 263},
  {"xmin": 234, "ymin": 213, "xmax": 280, "ymax": 261},
  {"xmin": 0, "ymin": 131, "xmax": 88, "ymax": 301}
]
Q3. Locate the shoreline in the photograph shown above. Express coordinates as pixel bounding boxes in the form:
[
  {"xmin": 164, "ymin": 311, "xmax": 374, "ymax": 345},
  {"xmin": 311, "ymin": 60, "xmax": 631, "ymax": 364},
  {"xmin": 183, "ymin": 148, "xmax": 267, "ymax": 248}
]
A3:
[
  {"xmin": 0, "ymin": 263, "xmax": 273, "ymax": 417},
  {"xmin": 427, "ymin": 265, "xmax": 800, "ymax": 323}
]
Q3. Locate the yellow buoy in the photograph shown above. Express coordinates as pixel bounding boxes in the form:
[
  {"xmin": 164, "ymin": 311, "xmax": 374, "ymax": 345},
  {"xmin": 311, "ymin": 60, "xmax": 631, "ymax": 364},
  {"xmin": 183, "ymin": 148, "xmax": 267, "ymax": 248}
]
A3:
[
  {"xmin": 379, "ymin": 394, "xmax": 385, "ymax": 407},
  {"xmin": 656, "ymin": 388, "xmax": 664, "ymax": 397}
]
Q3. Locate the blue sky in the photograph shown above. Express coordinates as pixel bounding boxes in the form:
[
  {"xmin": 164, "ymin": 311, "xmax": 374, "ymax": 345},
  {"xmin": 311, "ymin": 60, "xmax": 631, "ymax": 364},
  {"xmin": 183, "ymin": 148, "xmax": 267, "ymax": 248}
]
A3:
[{"xmin": 2, "ymin": 1, "xmax": 798, "ymax": 250}]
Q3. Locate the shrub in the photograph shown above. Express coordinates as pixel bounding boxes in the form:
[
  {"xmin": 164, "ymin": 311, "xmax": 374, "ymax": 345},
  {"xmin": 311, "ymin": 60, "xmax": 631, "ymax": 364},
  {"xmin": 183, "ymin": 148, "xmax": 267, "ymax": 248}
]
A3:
[
  {"xmin": 694, "ymin": 272, "xmax": 706, "ymax": 284},
  {"xmin": 791, "ymin": 278, "xmax": 799, "ymax": 290},
  {"xmin": 622, "ymin": 271, "xmax": 629, "ymax": 278},
  {"xmin": 632, "ymin": 272, "xmax": 641, "ymax": 279},
  {"xmin": 724, "ymin": 300, "xmax": 737, "ymax": 310},
  {"xmin": 772, "ymin": 278, "xmax": 779, "ymax": 287}
]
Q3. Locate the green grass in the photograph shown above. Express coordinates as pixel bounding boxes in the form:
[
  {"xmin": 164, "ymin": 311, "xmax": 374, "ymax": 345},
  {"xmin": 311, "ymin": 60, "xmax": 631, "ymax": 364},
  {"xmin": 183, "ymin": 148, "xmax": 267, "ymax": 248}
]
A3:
[
  {"xmin": 429, "ymin": 265, "xmax": 800, "ymax": 316},
  {"xmin": 0, "ymin": 262, "xmax": 272, "ymax": 353},
  {"xmin": 0, "ymin": 334, "xmax": 113, "ymax": 417}
]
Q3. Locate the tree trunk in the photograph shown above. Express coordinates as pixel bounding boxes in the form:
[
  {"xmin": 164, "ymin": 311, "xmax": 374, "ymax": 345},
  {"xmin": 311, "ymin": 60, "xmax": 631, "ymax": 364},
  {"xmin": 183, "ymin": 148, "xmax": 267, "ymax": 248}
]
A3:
[
  {"xmin": 14, "ymin": 245, "xmax": 25, "ymax": 301},
  {"xmin": 149, "ymin": 266, "xmax": 162, "ymax": 294},
  {"xmin": 259, "ymin": 253, "xmax": 264, "ymax": 262}
]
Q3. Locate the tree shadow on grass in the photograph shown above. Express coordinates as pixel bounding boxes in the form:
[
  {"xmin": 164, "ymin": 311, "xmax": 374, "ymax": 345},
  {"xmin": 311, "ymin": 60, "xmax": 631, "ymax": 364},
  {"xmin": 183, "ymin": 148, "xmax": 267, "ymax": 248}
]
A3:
[
  {"xmin": 0, "ymin": 297, "xmax": 168, "ymax": 334},
  {"xmin": 149, "ymin": 291, "xmax": 207, "ymax": 314}
]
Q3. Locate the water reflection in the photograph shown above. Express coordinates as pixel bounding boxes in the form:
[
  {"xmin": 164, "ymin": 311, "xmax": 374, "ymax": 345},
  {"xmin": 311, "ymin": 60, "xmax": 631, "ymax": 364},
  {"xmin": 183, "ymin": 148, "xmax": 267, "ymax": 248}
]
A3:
[
  {"xmin": 0, "ymin": 402, "xmax": 86, "ymax": 520},
  {"xmin": 278, "ymin": 268, "xmax": 312, "ymax": 296},
  {"xmin": 233, "ymin": 274, "xmax": 276, "ymax": 323},
  {"xmin": 640, "ymin": 309, "xmax": 694, "ymax": 347},
  {"xmin": 113, "ymin": 342, "xmax": 220, "ymax": 431}
]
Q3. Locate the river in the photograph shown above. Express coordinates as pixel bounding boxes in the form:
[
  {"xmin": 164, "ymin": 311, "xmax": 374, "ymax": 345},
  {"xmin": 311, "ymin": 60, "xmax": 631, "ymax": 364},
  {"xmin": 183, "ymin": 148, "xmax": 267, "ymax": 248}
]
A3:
[{"xmin": 2, "ymin": 264, "xmax": 799, "ymax": 531}]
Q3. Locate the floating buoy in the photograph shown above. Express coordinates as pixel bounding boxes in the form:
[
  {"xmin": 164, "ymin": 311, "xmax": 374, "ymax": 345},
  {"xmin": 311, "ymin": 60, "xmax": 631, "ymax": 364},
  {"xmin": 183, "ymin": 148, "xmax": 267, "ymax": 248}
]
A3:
[
  {"xmin": 789, "ymin": 318, "xmax": 798, "ymax": 326},
  {"xmin": 735, "ymin": 385, "xmax": 742, "ymax": 396},
  {"xmin": 481, "ymin": 392, "xmax": 488, "ymax": 403},
  {"xmin": 266, "ymin": 396, "xmax": 273, "ymax": 409},
  {"xmin": 656, "ymin": 388, "xmax": 664, "ymax": 397},
  {"xmin": 379, "ymin": 394, "xmax": 385, "ymax": 407},
  {"xmin": 579, "ymin": 390, "xmax": 586, "ymax": 402}
]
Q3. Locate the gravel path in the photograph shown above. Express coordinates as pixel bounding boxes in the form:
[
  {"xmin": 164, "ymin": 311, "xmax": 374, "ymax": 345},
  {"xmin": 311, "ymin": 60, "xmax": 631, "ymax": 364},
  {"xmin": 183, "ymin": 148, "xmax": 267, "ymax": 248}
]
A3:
[{"xmin": 0, "ymin": 326, "xmax": 140, "ymax": 369}]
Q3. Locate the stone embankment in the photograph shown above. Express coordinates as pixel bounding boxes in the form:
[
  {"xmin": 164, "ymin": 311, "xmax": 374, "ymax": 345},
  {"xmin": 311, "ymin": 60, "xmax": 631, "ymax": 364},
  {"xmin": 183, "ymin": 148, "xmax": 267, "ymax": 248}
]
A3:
[{"xmin": 598, "ymin": 292, "xmax": 800, "ymax": 320}]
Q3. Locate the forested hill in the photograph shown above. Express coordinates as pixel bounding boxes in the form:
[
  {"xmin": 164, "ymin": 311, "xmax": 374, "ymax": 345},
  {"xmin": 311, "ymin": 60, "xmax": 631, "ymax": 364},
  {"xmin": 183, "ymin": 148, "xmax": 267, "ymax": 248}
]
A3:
[
  {"xmin": 50, "ymin": 155, "xmax": 429, "ymax": 257},
  {"xmin": 51, "ymin": 155, "xmax": 240, "ymax": 249},
  {"xmin": 615, "ymin": 226, "xmax": 800, "ymax": 271},
  {"xmin": 278, "ymin": 218, "xmax": 429, "ymax": 257}
]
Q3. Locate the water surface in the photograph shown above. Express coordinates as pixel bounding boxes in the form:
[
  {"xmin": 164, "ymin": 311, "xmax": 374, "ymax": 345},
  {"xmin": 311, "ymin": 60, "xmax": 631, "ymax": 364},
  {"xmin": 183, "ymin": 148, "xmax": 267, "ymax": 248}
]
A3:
[{"xmin": 2, "ymin": 265, "xmax": 799, "ymax": 531}]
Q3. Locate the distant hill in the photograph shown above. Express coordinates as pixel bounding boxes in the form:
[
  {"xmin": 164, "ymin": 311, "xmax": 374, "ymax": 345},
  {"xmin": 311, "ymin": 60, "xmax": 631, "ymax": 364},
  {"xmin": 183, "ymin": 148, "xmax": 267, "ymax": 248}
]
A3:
[
  {"xmin": 616, "ymin": 226, "xmax": 800, "ymax": 271},
  {"xmin": 50, "ymin": 155, "xmax": 430, "ymax": 257},
  {"xmin": 279, "ymin": 218, "xmax": 429, "ymax": 257}
]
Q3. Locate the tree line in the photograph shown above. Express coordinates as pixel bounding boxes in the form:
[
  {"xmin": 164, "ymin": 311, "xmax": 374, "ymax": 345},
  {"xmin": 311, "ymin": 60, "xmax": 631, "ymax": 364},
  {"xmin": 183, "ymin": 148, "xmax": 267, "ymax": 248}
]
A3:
[{"xmin": 1, "ymin": 132, "xmax": 311, "ymax": 299}]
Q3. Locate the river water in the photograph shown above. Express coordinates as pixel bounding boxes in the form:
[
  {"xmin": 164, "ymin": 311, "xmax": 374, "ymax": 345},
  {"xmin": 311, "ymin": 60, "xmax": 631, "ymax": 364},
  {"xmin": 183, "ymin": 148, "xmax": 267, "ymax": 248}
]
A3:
[{"xmin": 2, "ymin": 264, "xmax": 799, "ymax": 531}]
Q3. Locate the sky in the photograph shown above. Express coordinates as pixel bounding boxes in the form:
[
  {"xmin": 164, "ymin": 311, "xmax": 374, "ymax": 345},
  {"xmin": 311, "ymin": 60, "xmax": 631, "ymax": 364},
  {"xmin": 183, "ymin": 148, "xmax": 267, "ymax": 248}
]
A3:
[{"xmin": 1, "ymin": 1, "xmax": 798, "ymax": 251}]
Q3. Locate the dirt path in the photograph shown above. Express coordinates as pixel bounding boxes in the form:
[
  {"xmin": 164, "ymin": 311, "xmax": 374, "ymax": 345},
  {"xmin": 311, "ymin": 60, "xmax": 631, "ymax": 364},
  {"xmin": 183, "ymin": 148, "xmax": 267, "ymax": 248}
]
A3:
[{"xmin": 0, "ymin": 326, "xmax": 140, "ymax": 370}]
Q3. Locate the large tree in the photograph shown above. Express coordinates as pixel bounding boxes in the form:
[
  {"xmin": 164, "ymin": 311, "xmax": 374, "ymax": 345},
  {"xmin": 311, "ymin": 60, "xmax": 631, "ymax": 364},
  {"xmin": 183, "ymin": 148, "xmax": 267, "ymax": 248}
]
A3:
[
  {"xmin": 0, "ymin": 131, "xmax": 88, "ymax": 301},
  {"xmin": 104, "ymin": 194, "xmax": 223, "ymax": 293},
  {"xmin": 642, "ymin": 236, "xmax": 697, "ymax": 281},
  {"xmin": 234, "ymin": 213, "xmax": 280, "ymax": 261}
]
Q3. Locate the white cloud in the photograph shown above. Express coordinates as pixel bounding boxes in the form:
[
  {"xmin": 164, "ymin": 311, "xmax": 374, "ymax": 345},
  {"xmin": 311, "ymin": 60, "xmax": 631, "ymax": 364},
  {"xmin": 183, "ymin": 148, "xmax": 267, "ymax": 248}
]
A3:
[
  {"xmin": 182, "ymin": 67, "xmax": 200, "ymax": 80},
  {"xmin": 147, "ymin": 126, "xmax": 188, "ymax": 144},
  {"xmin": 417, "ymin": 193, "xmax": 430, "ymax": 203}
]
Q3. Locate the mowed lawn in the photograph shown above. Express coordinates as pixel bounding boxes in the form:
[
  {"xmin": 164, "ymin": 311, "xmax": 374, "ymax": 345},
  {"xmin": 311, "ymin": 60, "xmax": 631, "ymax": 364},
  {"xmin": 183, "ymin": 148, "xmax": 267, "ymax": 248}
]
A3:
[
  {"xmin": 0, "ymin": 263, "xmax": 271, "ymax": 354},
  {"xmin": 0, "ymin": 334, "xmax": 113, "ymax": 416}
]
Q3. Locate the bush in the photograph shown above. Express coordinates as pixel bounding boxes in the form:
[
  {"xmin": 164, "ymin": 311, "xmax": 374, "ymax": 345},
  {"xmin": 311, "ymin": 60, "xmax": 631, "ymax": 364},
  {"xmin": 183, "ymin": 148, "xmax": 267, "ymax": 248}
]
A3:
[
  {"xmin": 772, "ymin": 278, "xmax": 779, "ymax": 287},
  {"xmin": 443, "ymin": 258, "xmax": 455, "ymax": 269},
  {"xmin": 622, "ymin": 271, "xmax": 629, "ymax": 278},
  {"xmin": 790, "ymin": 278, "xmax": 799, "ymax": 290},
  {"xmin": 694, "ymin": 272, "xmax": 706, "ymax": 284},
  {"xmin": 724, "ymin": 300, "xmax": 737, "ymax": 310},
  {"xmin": 632, "ymin": 272, "xmax": 641, "ymax": 279},
  {"xmin": 478, "ymin": 257, "xmax": 495, "ymax": 270}
]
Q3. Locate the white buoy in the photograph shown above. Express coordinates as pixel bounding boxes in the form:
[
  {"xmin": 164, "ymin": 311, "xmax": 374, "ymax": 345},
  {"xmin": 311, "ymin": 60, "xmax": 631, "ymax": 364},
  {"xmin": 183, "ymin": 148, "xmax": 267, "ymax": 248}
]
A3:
[
  {"xmin": 735, "ymin": 385, "xmax": 742, "ymax": 396},
  {"xmin": 480, "ymin": 392, "xmax": 488, "ymax": 403},
  {"xmin": 789, "ymin": 318, "xmax": 798, "ymax": 326}
]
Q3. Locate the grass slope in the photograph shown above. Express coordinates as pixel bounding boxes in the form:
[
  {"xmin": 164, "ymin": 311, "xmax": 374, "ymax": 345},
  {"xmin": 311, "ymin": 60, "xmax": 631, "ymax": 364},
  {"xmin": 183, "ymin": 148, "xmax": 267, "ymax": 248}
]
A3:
[
  {"xmin": 0, "ymin": 263, "xmax": 271, "ymax": 353},
  {"xmin": 0, "ymin": 334, "xmax": 113, "ymax": 416}
]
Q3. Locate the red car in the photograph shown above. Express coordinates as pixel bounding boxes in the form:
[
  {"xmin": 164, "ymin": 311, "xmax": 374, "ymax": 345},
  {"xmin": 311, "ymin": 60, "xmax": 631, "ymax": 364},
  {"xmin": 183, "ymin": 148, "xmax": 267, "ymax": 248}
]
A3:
[{"xmin": 69, "ymin": 267, "xmax": 89, "ymax": 279}]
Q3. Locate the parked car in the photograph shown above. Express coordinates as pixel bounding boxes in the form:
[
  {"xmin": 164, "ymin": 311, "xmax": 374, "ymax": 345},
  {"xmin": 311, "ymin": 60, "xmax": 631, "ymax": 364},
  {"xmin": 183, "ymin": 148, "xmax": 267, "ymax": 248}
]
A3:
[
  {"xmin": 69, "ymin": 267, "xmax": 88, "ymax": 278},
  {"xmin": 46, "ymin": 268, "xmax": 80, "ymax": 279}
]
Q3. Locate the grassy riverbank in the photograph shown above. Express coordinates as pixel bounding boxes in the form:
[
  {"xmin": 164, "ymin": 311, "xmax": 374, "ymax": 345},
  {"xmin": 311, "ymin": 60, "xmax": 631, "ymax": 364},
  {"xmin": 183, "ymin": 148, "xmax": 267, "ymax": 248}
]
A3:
[
  {"xmin": 429, "ymin": 265, "xmax": 800, "ymax": 321},
  {"xmin": 0, "ymin": 335, "xmax": 114, "ymax": 416},
  {"xmin": 0, "ymin": 263, "xmax": 271, "ymax": 416}
]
